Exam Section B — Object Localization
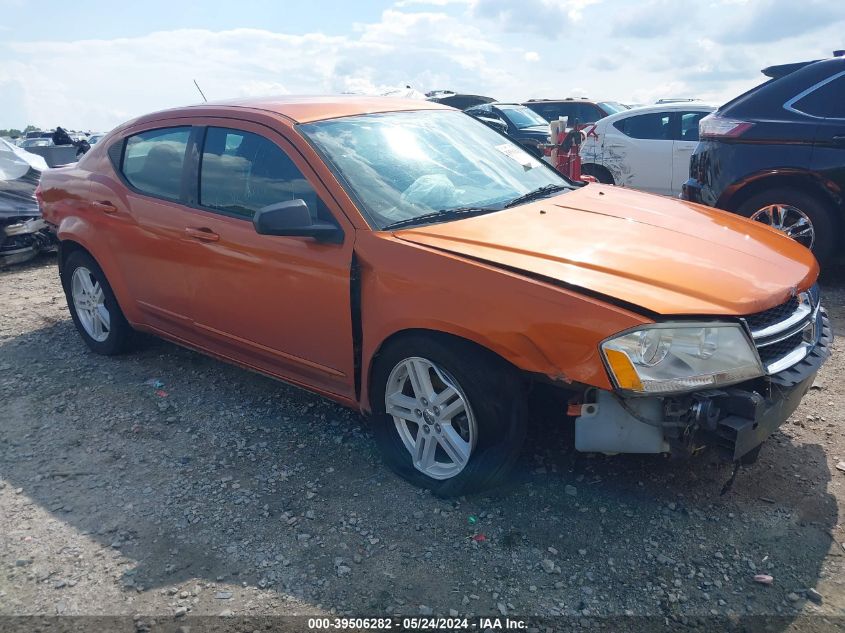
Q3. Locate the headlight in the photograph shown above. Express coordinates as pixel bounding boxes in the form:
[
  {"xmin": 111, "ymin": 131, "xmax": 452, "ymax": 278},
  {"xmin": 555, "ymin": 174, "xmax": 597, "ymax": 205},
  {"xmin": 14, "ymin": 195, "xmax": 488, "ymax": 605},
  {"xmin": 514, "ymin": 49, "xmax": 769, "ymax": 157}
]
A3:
[{"xmin": 601, "ymin": 323, "xmax": 764, "ymax": 394}]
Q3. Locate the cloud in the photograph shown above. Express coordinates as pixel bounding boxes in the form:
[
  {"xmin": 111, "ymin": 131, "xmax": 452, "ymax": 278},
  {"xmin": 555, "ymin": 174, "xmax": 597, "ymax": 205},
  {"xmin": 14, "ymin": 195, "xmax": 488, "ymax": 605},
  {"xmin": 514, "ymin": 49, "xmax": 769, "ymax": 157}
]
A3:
[
  {"xmin": 1, "ymin": 11, "xmax": 510, "ymax": 130},
  {"xmin": 611, "ymin": 0, "xmax": 687, "ymax": 38},
  {"xmin": 470, "ymin": 0, "xmax": 600, "ymax": 37},
  {"xmin": 0, "ymin": 1, "xmax": 841, "ymax": 130},
  {"xmin": 394, "ymin": 0, "xmax": 470, "ymax": 6},
  {"xmin": 715, "ymin": 0, "xmax": 845, "ymax": 43}
]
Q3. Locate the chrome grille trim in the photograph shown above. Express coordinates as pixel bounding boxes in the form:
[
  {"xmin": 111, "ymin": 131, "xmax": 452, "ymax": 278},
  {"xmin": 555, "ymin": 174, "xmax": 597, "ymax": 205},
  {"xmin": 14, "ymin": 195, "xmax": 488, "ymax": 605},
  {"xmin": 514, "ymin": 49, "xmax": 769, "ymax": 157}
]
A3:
[
  {"xmin": 741, "ymin": 286, "xmax": 820, "ymax": 375},
  {"xmin": 749, "ymin": 302, "xmax": 812, "ymax": 340},
  {"xmin": 766, "ymin": 343, "xmax": 815, "ymax": 375}
]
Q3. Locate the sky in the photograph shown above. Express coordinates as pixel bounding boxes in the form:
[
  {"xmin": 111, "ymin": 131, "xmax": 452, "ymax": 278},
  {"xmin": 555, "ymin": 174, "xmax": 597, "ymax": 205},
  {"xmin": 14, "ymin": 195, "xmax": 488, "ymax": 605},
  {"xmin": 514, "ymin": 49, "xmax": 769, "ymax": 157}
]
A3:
[{"xmin": 0, "ymin": 0, "xmax": 843, "ymax": 131}]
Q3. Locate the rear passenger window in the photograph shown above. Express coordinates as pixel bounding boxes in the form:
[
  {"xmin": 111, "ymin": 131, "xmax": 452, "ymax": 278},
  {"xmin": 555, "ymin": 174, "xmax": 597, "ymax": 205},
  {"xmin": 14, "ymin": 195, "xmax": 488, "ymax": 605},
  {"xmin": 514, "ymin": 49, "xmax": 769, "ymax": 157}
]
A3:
[
  {"xmin": 680, "ymin": 112, "xmax": 707, "ymax": 141},
  {"xmin": 121, "ymin": 127, "xmax": 190, "ymax": 200},
  {"xmin": 613, "ymin": 113, "xmax": 672, "ymax": 140},
  {"xmin": 792, "ymin": 75, "xmax": 845, "ymax": 118},
  {"xmin": 199, "ymin": 127, "xmax": 332, "ymax": 222}
]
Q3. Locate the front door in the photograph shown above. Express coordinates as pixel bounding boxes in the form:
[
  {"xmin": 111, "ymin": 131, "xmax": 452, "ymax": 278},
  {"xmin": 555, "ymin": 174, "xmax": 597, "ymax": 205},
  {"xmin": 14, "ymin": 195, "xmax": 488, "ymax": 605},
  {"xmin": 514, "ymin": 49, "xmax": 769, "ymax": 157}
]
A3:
[{"xmin": 181, "ymin": 121, "xmax": 356, "ymax": 400}]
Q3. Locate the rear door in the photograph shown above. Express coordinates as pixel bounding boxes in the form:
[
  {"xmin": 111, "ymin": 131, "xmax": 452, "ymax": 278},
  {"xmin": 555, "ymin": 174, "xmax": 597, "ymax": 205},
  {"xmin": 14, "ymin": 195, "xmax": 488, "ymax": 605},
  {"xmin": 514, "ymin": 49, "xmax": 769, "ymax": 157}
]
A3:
[
  {"xmin": 671, "ymin": 110, "xmax": 710, "ymax": 195},
  {"xmin": 793, "ymin": 73, "xmax": 845, "ymax": 190},
  {"xmin": 89, "ymin": 125, "xmax": 202, "ymax": 339},
  {"xmin": 603, "ymin": 111, "xmax": 674, "ymax": 195}
]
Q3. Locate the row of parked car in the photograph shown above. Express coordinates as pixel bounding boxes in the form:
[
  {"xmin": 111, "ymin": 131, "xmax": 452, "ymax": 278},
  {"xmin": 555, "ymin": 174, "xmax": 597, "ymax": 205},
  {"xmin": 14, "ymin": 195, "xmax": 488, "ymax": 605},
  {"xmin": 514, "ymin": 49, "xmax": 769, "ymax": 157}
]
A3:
[{"xmin": 452, "ymin": 52, "xmax": 845, "ymax": 264}]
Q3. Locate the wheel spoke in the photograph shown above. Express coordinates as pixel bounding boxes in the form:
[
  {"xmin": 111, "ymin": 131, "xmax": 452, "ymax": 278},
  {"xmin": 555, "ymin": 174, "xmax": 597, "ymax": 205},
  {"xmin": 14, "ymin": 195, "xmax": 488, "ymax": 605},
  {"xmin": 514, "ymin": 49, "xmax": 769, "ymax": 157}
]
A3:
[
  {"xmin": 79, "ymin": 271, "xmax": 96, "ymax": 295},
  {"xmin": 91, "ymin": 282, "xmax": 104, "ymax": 303},
  {"xmin": 438, "ymin": 424, "xmax": 470, "ymax": 467},
  {"xmin": 406, "ymin": 359, "xmax": 435, "ymax": 401},
  {"xmin": 431, "ymin": 384, "xmax": 458, "ymax": 408},
  {"xmin": 95, "ymin": 305, "xmax": 111, "ymax": 332},
  {"xmin": 72, "ymin": 274, "xmax": 83, "ymax": 299},
  {"xmin": 386, "ymin": 392, "xmax": 418, "ymax": 422},
  {"xmin": 90, "ymin": 310, "xmax": 103, "ymax": 338},
  {"xmin": 413, "ymin": 431, "xmax": 438, "ymax": 470},
  {"xmin": 439, "ymin": 395, "xmax": 466, "ymax": 422},
  {"xmin": 78, "ymin": 308, "xmax": 92, "ymax": 333},
  {"xmin": 772, "ymin": 205, "xmax": 784, "ymax": 229}
]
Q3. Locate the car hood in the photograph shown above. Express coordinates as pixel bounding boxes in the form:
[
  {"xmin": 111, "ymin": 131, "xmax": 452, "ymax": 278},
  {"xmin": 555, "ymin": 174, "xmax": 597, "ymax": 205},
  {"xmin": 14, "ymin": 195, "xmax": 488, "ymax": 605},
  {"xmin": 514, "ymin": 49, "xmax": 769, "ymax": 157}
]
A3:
[{"xmin": 395, "ymin": 184, "xmax": 818, "ymax": 316}]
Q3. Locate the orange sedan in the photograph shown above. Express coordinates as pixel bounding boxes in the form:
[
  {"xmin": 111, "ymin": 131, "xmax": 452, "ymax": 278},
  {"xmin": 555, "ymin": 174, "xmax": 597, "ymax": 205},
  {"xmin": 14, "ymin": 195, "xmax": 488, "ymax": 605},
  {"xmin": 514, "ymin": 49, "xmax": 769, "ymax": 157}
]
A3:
[{"xmin": 38, "ymin": 96, "xmax": 831, "ymax": 496}]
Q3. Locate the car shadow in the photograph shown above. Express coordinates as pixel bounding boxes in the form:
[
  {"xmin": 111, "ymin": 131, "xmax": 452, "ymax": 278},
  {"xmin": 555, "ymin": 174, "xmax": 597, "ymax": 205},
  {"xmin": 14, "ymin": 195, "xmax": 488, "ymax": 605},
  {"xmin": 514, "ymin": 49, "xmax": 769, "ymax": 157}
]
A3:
[{"xmin": 0, "ymin": 317, "xmax": 838, "ymax": 627}]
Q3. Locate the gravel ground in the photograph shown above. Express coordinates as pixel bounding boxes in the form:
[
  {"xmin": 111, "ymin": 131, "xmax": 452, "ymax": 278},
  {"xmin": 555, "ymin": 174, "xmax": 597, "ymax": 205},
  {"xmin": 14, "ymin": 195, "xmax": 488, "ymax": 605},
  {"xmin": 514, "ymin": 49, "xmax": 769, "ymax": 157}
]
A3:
[{"xmin": 2, "ymin": 255, "xmax": 845, "ymax": 629}]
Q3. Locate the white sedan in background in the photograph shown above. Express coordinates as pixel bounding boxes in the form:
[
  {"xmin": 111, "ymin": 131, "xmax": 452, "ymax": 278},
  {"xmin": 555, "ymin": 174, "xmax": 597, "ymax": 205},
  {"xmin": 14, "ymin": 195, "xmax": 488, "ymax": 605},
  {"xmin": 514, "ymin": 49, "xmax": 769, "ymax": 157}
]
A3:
[{"xmin": 579, "ymin": 102, "xmax": 715, "ymax": 196}]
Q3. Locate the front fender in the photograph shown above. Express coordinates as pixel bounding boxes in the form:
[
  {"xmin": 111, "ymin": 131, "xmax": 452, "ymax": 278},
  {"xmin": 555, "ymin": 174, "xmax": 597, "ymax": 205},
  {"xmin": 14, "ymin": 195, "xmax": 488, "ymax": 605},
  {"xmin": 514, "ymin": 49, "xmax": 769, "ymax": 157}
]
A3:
[{"xmin": 356, "ymin": 231, "xmax": 650, "ymax": 412}]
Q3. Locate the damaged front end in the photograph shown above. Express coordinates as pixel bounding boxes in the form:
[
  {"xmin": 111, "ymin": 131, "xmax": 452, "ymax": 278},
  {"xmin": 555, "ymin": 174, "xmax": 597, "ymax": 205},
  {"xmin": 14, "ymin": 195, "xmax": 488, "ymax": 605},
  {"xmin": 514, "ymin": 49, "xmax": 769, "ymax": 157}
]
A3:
[
  {"xmin": 0, "ymin": 199, "xmax": 56, "ymax": 268},
  {"xmin": 0, "ymin": 144, "xmax": 55, "ymax": 267},
  {"xmin": 575, "ymin": 288, "xmax": 832, "ymax": 461}
]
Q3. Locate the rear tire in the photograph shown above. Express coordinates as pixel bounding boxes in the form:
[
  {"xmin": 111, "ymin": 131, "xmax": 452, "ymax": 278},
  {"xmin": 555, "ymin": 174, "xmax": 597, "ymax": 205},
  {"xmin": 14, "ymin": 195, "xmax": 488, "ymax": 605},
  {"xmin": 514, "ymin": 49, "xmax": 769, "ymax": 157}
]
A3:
[
  {"xmin": 61, "ymin": 250, "xmax": 134, "ymax": 355},
  {"xmin": 370, "ymin": 334, "xmax": 528, "ymax": 497},
  {"xmin": 737, "ymin": 188, "xmax": 837, "ymax": 264}
]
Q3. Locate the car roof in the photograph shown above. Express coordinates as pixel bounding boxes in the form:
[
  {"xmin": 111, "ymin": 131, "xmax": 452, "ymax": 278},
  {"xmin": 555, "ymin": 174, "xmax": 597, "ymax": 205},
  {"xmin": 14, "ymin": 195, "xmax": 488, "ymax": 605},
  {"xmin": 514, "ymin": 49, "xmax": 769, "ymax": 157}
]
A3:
[
  {"xmin": 524, "ymin": 98, "xmax": 599, "ymax": 104},
  {"xmin": 132, "ymin": 95, "xmax": 452, "ymax": 126},
  {"xmin": 597, "ymin": 102, "xmax": 716, "ymax": 121}
]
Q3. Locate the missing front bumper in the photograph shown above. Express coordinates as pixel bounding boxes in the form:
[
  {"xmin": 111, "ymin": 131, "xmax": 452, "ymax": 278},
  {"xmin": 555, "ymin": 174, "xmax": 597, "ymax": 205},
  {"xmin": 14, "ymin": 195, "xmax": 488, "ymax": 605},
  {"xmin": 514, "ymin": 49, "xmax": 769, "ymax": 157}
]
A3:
[{"xmin": 574, "ymin": 310, "xmax": 831, "ymax": 461}]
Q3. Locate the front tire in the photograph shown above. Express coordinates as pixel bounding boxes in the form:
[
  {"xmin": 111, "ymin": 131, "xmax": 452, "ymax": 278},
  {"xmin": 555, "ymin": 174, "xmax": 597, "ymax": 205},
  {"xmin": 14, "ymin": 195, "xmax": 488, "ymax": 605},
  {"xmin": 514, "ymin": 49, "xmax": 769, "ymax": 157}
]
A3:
[
  {"xmin": 737, "ymin": 188, "xmax": 837, "ymax": 264},
  {"xmin": 370, "ymin": 335, "xmax": 527, "ymax": 497},
  {"xmin": 61, "ymin": 250, "xmax": 134, "ymax": 355}
]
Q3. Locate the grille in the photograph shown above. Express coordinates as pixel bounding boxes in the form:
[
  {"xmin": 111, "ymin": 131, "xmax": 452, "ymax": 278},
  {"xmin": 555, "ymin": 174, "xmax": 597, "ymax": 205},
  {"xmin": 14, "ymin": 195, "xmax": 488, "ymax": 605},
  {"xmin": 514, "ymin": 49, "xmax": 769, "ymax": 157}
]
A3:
[
  {"xmin": 744, "ymin": 296, "xmax": 800, "ymax": 333},
  {"xmin": 757, "ymin": 331, "xmax": 804, "ymax": 366}
]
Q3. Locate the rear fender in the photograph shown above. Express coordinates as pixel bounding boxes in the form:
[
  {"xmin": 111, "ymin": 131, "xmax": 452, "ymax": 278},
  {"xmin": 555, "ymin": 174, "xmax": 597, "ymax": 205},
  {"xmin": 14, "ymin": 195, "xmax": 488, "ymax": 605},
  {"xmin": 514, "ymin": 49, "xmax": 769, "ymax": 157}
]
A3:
[
  {"xmin": 719, "ymin": 169, "xmax": 844, "ymax": 213},
  {"xmin": 57, "ymin": 217, "xmax": 140, "ymax": 325}
]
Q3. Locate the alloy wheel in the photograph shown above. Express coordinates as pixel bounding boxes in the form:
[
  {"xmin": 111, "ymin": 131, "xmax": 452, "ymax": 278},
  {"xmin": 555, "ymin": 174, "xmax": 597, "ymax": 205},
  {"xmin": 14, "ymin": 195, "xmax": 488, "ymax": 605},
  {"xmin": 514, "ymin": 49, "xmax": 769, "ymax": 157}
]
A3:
[
  {"xmin": 71, "ymin": 266, "xmax": 111, "ymax": 342},
  {"xmin": 750, "ymin": 204, "xmax": 815, "ymax": 249},
  {"xmin": 384, "ymin": 357, "xmax": 477, "ymax": 480}
]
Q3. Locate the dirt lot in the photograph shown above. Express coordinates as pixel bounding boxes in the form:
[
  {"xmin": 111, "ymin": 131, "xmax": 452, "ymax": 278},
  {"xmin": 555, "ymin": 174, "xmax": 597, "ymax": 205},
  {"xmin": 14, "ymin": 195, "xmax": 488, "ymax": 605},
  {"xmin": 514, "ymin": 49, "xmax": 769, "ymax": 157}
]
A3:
[{"xmin": 2, "ymin": 255, "xmax": 845, "ymax": 629}]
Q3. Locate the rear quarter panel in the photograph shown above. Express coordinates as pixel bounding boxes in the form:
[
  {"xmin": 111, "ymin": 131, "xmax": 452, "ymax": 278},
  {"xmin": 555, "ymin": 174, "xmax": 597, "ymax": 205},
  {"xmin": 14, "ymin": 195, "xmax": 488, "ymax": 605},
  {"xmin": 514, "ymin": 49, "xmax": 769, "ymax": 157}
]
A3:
[{"xmin": 39, "ymin": 147, "xmax": 142, "ymax": 324}]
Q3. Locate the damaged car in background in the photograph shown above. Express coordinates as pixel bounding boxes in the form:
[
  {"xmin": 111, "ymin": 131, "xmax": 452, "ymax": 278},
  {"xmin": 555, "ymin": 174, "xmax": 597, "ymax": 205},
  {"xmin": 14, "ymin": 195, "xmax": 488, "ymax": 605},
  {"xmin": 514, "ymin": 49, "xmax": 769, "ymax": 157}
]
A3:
[
  {"xmin": 39, "ymin": 97, "xmax": 831, "ymax": 496},
  {"xmin": 0, "ymin": 138, "xmax": 55, "ymax": 267}
]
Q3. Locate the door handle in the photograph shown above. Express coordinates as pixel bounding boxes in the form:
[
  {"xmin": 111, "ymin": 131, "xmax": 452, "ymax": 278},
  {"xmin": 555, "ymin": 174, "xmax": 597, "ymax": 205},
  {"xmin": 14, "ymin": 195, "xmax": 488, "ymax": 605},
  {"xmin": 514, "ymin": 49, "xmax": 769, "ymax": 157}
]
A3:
[
  {"xmin": 185, "ymin": 227, "xmax": 220, "ymax": 242},
  {"xmin": 92, "ymin": 200, "xmax": 117, "ymax": 214},
  {"xmin": 833, "ymin": 135, "xmax": 845, "ymax": 145}
]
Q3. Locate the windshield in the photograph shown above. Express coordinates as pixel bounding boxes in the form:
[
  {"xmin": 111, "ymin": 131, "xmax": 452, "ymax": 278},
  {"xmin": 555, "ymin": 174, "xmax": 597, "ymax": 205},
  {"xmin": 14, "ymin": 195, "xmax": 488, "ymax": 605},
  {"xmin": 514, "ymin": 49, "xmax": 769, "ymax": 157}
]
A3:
[
  {"xmin": 300, "ymin": 110, "xmax": 570, "ymax": 231},
  {"xmin": 598, "ymin": 101, "xmax": 630, "ymax": 114},
  {"xmin": 496, "ymin": 105, "xmax": 549, "ymax": 129}
]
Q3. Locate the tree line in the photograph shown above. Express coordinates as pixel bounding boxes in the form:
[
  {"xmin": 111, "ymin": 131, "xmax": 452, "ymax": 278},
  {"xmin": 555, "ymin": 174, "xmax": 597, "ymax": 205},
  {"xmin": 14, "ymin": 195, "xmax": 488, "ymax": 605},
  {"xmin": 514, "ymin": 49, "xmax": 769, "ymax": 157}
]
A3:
[{"xmin": 0, "ymin": 125, "xmax": 40, "ymax": 138}]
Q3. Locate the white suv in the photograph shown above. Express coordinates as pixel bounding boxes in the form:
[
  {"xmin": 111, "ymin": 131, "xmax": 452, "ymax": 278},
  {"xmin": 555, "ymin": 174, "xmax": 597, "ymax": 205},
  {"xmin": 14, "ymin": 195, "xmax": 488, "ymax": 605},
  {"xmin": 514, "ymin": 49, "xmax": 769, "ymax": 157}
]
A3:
[{"xmin": 579, "ymin": 102, "xmax": 715, "ymax": 196}]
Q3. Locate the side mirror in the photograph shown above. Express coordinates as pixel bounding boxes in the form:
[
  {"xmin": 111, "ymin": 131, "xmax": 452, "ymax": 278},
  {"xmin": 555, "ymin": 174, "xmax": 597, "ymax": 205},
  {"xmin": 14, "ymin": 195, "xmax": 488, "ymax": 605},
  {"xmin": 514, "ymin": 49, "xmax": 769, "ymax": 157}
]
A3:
[{"xmin": 252, "ymin": 199, "xmax": 343, "ymax": 244}]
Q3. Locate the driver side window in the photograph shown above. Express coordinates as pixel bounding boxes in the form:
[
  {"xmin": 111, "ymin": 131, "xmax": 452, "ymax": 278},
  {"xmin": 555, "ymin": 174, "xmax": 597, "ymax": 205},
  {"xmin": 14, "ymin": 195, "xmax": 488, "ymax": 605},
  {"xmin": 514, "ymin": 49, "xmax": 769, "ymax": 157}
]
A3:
[{"xmin": 199, "ymin": 127, "xmax": 333, "ymax": 222}]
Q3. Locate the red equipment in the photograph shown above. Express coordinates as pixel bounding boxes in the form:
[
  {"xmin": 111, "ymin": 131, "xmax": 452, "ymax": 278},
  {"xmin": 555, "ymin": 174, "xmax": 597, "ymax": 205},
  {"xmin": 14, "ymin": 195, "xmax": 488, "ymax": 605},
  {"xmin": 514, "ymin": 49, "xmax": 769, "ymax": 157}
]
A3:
[{"xmin": 543, "ymin": 124, "xmax": 597, "ymax": 182}]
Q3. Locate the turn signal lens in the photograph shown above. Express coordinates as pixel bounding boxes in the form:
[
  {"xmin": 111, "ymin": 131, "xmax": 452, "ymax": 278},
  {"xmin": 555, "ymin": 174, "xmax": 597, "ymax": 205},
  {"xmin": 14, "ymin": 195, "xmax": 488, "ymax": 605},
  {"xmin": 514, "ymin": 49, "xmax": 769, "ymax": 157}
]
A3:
[{"xmin": 604, "ymin": 349, "xmax": 644, "ymax": 391}]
